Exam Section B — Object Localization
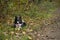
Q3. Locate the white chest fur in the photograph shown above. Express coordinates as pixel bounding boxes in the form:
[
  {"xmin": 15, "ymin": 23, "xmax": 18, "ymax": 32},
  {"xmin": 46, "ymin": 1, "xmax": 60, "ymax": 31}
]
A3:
[{"xmin": 15, "ymin": 24, "xmax": 22, "ymax": 28}]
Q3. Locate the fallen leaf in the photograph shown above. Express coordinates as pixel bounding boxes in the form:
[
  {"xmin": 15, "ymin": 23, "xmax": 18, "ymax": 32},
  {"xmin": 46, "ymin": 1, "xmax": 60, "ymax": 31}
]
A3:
[
  {"xmin": 28, "ymin": 36, "xmax": 32, "ymax": 39},
  {"xmin": 22, "ymin": 31, "xmax": 26, "ymax": 34}
]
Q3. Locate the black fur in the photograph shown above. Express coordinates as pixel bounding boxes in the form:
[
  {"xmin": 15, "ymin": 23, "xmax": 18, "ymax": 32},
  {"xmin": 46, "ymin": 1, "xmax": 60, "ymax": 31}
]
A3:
[
  {"xmin": 14, "ymin": 16, "xmax": 26, "ymax": 28},
  {"xmin": 14, "ymin": 16, "xmax": 22, "ymax": 24}
]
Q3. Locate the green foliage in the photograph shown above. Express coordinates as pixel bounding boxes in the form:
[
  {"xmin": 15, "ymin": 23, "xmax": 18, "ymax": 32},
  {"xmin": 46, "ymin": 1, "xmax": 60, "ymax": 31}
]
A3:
[
  {"xmin": 20, "ymin": 0, "xmax": 28, "ymax": 3},
  {"xmin": 0, "ymin": 33, "xmax": 5, "ymax": 40}
]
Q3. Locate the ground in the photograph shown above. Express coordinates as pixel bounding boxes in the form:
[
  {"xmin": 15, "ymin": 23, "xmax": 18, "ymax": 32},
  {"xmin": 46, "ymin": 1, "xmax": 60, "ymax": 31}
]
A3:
[
  {"xmin": 0, "ymin": 6, "xmax": 60, "ymax": 40},
  {"xmin": 0, "ymin": 8, "xmax": 60, "ymax": 40},
  {"xmin": 22, "ymin": 8, "xmax": 60, "ymax": 40},
  {"xmin": 36, "ymin": 8, "xmax": 60, "ymax": 40}
]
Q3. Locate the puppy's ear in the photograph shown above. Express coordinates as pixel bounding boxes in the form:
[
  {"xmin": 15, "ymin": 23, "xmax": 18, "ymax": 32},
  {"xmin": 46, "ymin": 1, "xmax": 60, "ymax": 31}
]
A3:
[{"xmin": 14, "ymin": 16, "xmax": 17, "ymax": 24}]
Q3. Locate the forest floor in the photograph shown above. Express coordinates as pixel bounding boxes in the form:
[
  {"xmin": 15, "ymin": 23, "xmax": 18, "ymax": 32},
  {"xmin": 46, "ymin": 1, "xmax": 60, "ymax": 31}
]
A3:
[
  {"xmin": 35, "ymin": 8, "xmax": 60, "ymax": 40},
  {"xmin": 0, "ymin": 1, "xmax": 60, "ymax": 40},
  {"xmin": 16, "ymin": 8, "xmax": 60, "ymax": 40},
  {"xmin": 0, "ymin": 8, "xmax": 60, "ymax": 40}
]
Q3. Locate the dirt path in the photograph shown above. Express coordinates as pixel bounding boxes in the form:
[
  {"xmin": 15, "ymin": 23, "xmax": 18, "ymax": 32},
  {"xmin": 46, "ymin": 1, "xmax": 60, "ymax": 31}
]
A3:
[{"xmin": 39, "ymin": 8, "xmax": 60, "ymax": 40}]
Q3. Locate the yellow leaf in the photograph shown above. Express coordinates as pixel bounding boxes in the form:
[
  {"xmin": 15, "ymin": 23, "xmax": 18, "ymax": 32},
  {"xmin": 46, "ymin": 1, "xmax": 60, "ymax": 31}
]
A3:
[
  {"xmin": 10, "ymin": 31, "xmax": 14, "ymax": 34},
  {"xmin": 5, "ymin": 39, "xmax": 8, "ymax": 40},
  {"xmin": 22, "ymin": 31, "xmax": 26, "ymax": 34},
  {"xmin": 28, "ymin": 36, "xmax": 32, "ymax": 39},
  {"xmin": 17, "ymin": 27, "xmax": 21, "ymax": 30}
]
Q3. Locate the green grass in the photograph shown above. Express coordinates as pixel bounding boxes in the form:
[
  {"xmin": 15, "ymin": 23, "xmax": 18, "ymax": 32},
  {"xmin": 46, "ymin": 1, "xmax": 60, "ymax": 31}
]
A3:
[{"xmin": 21, "ymin": 35, "xmax": 29, "ymax": 40}]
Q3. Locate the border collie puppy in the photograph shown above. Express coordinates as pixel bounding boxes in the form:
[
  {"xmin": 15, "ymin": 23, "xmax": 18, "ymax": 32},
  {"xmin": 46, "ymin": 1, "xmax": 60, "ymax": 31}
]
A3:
[{"xmin": 14, "ymin": 16, "xmax": 26, "ymax": 28}]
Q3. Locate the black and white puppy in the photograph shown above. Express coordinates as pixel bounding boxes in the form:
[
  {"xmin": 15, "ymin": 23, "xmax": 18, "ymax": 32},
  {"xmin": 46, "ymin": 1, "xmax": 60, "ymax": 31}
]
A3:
[{"xmin": 14, "ymin": 16, "xmax": 26, "ymax": 28}]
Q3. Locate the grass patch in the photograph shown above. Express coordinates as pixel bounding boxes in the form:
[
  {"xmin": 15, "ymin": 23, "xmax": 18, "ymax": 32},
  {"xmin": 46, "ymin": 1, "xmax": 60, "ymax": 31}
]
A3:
[{"xmin": 21, "ymin": 35, "xmax": 29, "ymax": 40}]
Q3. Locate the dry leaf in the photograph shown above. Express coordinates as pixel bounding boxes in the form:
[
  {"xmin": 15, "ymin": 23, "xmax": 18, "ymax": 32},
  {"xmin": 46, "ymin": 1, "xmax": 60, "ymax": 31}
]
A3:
[
  {"xmin": 22, "ymin": 31, "xmax": 26, "ymax": 34},
  {"xmin": 28, "ymin": 36, "xmax": 32, "ymax": 39}
]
